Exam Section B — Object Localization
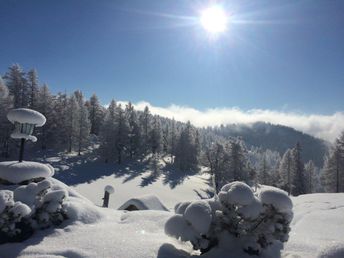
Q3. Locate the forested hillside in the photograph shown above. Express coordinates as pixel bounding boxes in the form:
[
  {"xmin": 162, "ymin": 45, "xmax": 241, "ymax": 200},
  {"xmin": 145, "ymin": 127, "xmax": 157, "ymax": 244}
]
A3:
[
  {"xmin": 2, "ymin": 64, "xmax": 344, "ymax": 195},
  {"xmin": 208, "ymin": 122, "xmax": 328, "ymax": 167}
]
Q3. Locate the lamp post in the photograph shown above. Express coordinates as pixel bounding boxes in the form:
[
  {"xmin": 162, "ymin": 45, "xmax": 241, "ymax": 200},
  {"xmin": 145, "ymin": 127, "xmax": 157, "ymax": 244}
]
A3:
[{"xmin": 7, "ymin": 108, "xmax": 46, "ymax": 162}]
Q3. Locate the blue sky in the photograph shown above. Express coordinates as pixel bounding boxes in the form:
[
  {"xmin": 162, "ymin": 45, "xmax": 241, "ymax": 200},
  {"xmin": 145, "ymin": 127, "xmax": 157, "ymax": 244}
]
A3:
[{"xmin": 0, "ymin": 0, "xmax": 343, "ymax": 114}]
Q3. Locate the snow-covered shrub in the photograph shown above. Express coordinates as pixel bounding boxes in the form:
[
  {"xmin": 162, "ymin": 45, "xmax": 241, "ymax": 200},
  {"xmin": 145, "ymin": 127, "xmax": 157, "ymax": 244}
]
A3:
[
  {"xmin": 165, "ymin": 181, "xmax": 293, "ymax": 256},
  {"xmin": 0, "ymin": 180, "xmax": 69, "ymax": 243},
  {"xmin": 0, "ymin": 190, "xmax": 32, "ymax": 243},
  {"xmin": 14, "ymin": 180, "xmax": 68, "ymax": 229}
]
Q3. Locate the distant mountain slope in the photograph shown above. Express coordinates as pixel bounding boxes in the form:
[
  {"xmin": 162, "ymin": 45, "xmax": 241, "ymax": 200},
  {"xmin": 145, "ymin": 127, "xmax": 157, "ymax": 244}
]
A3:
[{"xmin": 210, "ymin": 122, "xmax": 328, "ymax": 167}]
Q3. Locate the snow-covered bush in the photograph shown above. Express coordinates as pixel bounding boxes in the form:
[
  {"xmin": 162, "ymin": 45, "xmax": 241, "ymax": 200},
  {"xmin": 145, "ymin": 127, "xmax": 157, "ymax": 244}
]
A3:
[
  {"xmin": 0, "ymin": 180, "xmax": 69, "ymax": 243},
  {"xmin": 14, "ymin": 180, "xmax": 68, "ymax": 229},
  {"xmin": 165, "ymin": 181, "xmax": 293, "ymax": 256},
  {"xmin": 0, "ymin": 190, "xmax": 32, "ymax": 243}
]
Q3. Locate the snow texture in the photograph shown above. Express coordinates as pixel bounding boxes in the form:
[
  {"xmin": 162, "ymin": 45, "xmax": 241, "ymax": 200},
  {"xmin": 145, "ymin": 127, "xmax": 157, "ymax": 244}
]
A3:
[
  {"xmin": 183, "ymin": 200, "xmax": 212, "ymax": 235},
  {"xmin": 118, "ymin": 194, "xmax": 169, "ymax": 211},
  {"xmin": 7, "ymin": 108, "xmax": 46, "ymax": 126},
  {"xmin": 218, "ymin": 181, "xmax": 255, "ymax": 206},
  {"xmin": 104, "ymin": 185, "xmax": 114, "ymax": 194},
  {"xmin": 0, "ymin": 161, "xmax": 54, "ymax": 184},
  {"xmin": 258, "ymin": 186, "xmax": 293, "ymax": 213}
]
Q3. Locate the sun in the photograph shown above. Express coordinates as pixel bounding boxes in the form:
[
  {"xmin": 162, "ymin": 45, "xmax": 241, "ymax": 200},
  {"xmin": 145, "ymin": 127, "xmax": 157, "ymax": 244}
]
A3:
[{"xmin": 200, "ymin": 6, "xmax": 228, "ymax": 34}]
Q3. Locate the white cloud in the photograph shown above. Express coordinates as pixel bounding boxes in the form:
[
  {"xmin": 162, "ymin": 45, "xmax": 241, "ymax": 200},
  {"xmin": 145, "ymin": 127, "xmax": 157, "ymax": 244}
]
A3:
[{"xmin": 117, "ymin": 101, "xmax": 344, "ymax": 143}]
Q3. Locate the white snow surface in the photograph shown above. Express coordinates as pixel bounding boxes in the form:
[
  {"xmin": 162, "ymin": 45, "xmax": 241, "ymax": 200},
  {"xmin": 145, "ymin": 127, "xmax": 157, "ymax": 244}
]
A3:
[
  {"xmin": 118, "ymin": 194, "xmax": 169, "ymax": 211},
  {"xmin": 0, "ymin": 176, "xmax": 344, "ymax": 257},
  {"xmin": 0, "ymin": 161, "xmax": 54, "ymax": 184},
  {"xmin": 7, "ymin": 108, "xmax": 46, "ymax": 126}
]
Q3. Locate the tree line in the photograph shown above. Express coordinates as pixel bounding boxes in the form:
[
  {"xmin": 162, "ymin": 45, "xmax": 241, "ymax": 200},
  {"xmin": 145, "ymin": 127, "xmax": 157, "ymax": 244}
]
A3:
[{"xmin": 0, "ymin": 64, "xmax": 343, "ymax": 195}]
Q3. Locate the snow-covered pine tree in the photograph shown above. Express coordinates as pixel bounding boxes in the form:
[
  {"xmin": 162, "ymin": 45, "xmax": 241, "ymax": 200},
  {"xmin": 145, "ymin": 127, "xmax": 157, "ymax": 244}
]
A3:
[
  {"xmin": 66, "ymin": 95, "xmax": 80, "ymax": 153},
  {"xmin": 86, "ymin": 93, "xmax": 104, "ymax": 135},
  {"xmin": 99, "ymin": 100, "xmax": 117, "ymax": 162},
  {"xmin": 149, "ymin": 116, "xmax": 162, "ymax": 155},
  {"xmin": 114, "ymin": 104, "xmax": 129, "ymax": 164},
  {"xmin": 169, "ymin": 118, "xmax": 177, "ymax": 163},
  {"xmin": 36, "ymin": 84, "xmax": 54, "ymax": 150},
  {"xmin": 226, "ymin": 139, "xmax": 249, "ymax": 183},
  {"xmin": 51, "ymin": 92, "xmax": 69, "ymax": 150},
  {"xmin": 305, "ymin": 160, "xmax": 315, "ymax": 193},
  {"xmin": 205, "ymin": 142, "xmax": 227, "ymax": 192},
  {"xmin": 290, "ymin": 142, "xmax": 306, "ymax": 196},
  {"xmin": 125, "ymin": 102, "xmax": 141, "ymax": 159},
  {"xmin": 321, "ymin": 132, "xmax": 344, "ymax": 193},
  {"xmin": 278, "ymin": 149, "xmax": 293, "ymax": 195},
  {"xmin": 257, "ymin": 155, "xmax": 270, "ymax": 185},
  {"xmin": 26, "ymin": 69, "xmax": 39, "ymax": 109},
  {"xmin": 139, "ymin": 106, "xmax": 151, "ymax": 156},
  {"xmin": 174, "ymin": 121, "xmax": 198, "ymax": 171},
  {"xmin": 0, "ymin": 77, "xmax": 13, "ymax": 158},
  {"xmin": 74, "ymin": 91, "xmax": 91, "ymax": 155},
  {"xmin": 4, "ymin": 64, "xmax": 28, "ymax": 108}
]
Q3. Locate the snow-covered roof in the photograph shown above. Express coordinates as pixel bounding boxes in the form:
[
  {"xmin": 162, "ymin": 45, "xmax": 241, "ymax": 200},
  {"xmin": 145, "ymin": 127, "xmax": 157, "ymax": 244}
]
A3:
[
  {"xmin": 7, "ymin": 108, "xmax": 46, "ymax": 126},
  {"xmin": 0, "ymin": 161, "xmax": 54, "ymax": 184},
  {"xmin": 118, "ymin": 195, "xmax": 169, "ymax": 211}
]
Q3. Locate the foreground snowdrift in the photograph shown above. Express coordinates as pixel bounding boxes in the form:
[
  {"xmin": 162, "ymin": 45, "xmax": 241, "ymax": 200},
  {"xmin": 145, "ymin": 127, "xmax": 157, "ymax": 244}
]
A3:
[{"xmin": 0, "ymin": 179, "xmax": 343, "ymax": 258}]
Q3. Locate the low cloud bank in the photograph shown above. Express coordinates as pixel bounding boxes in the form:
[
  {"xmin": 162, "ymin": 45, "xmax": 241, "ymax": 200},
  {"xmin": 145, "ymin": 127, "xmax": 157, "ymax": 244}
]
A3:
[{"xmin": 118, "ymin": 101, "xmax": 344, "ymax": 143}]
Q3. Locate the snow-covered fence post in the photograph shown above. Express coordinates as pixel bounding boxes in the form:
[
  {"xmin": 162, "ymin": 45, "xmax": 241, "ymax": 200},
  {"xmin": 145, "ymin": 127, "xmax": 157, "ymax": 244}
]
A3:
[
  {"xmin": 102, "ymin": 185, "xmax": 114, "ymax": 208},
  {"xmin": 7, "ymin": 108, "xmax": 46, "ymax": 162}
]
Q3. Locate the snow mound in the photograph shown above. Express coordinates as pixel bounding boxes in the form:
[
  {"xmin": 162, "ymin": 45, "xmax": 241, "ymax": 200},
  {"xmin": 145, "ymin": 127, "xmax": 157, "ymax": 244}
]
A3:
[
  {"xmin": 184, "ymin": 200, "xmax": 212, "ymax": 235},
  {"xmin": 7, "ymin": 108, "xmax": 46, "ymax": 126},
  {"xmin": 218, "ymin": 181, "xmax": 254, "ymax": 206},
  {"xmin": 0, "ymin": 161, "xmax": 54, "ymax": 184},
  {"xmin": 258, "ymin": 186, "xmax": 293, "ymax": 213},
  {"xmin": 118, "ymin": 194, "xmax": 169, "ymax": 211}
]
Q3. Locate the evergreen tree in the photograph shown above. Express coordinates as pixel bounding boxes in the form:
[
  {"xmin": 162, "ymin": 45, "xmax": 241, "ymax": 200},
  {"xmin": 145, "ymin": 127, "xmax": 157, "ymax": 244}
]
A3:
[
  {"xmin": 149, "ymin": 116, "xmax": 161, "ymax": 155},
  {"xmin": 26, "ymin": 69, "xmax": 39, "ymax": 109},
  {"xmin": 36, "ymin": 84, "xmax": 54, "ymax": 150},
  {"xmin": 99, "ymin": 100, "xmax": 117, "ymax": 162},
  {"xmin": 125, "ymin": 102, "xmax": 141, "ymax": 159},
  {"xmin": 174, "ymin": 121, "xmax": 198, "ymax": 171},
  {"xmin": 114, "ymin": 104, "xmax": 129, "ymax": 164},
  {"xmin": 226, "ymin": 139, "xmax": 249, "ymax": 182},
  {"xmin": 290, "ymin": 142, "xmax": 306, "ymax": 196},
  {"xmin": 279, "ymin": 149, "xmax": 293, "ymax": 195},
  {"xmin": 4, "ymin": 64, "xmax": 28, "ymax": 108},
  {"xmin": 321, "ymin": 132, "xmax": 344, "ymax": 192},
  {"xmin": 305, "ymin": 160, "xmax": 315, "ymax": 193},
  {"xmin": 0, "ymin": 77, "xmax": 13, "ymax": 158},
  {"xmin": 140, "ymin": 106, "xmax": 151, "ymax": 155},
  {"xmin": 86, "ymin": 94, "xmax": 104, "ymax": 135},
  {"xmin": 66, "ymin": 95, "xmax": 80, "ymax": 153},
  {"xmin": 258, "ymin": 155, "xmax": 270, "ymax": 185},
  {"xmin": 74, "ymin": 91, "xmax": 91, "ymax": 155}
]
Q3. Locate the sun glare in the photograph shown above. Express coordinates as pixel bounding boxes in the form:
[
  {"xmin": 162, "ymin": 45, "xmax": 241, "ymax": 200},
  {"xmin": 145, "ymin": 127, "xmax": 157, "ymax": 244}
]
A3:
[{"xmin": 200, "ymin": 6, "xmax": 228, "ymax": 34}]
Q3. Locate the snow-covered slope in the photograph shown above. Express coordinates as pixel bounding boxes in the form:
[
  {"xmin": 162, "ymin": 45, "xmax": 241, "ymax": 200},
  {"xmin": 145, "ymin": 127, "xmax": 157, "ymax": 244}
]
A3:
[
  {"xmin": 284, "ymin": 193, "xmax": 344, "ymax": 258},
  {"xmin": 1, "ymin": 180, "xmax": 343, "ymax": 258}
]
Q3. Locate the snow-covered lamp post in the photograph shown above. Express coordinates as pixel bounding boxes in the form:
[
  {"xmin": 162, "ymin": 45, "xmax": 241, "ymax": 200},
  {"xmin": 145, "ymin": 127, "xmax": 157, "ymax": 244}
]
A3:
[
  {"xmin": 7, "ymin": 108, "xmax": 46, "ymax": 162},
  {"xmin": 0, "ymin": 108, "xmax": 54, "ymax": 185},
  {"xmin": 102, "ymin": 185, "xmax": 114, "ymax": 208}
]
